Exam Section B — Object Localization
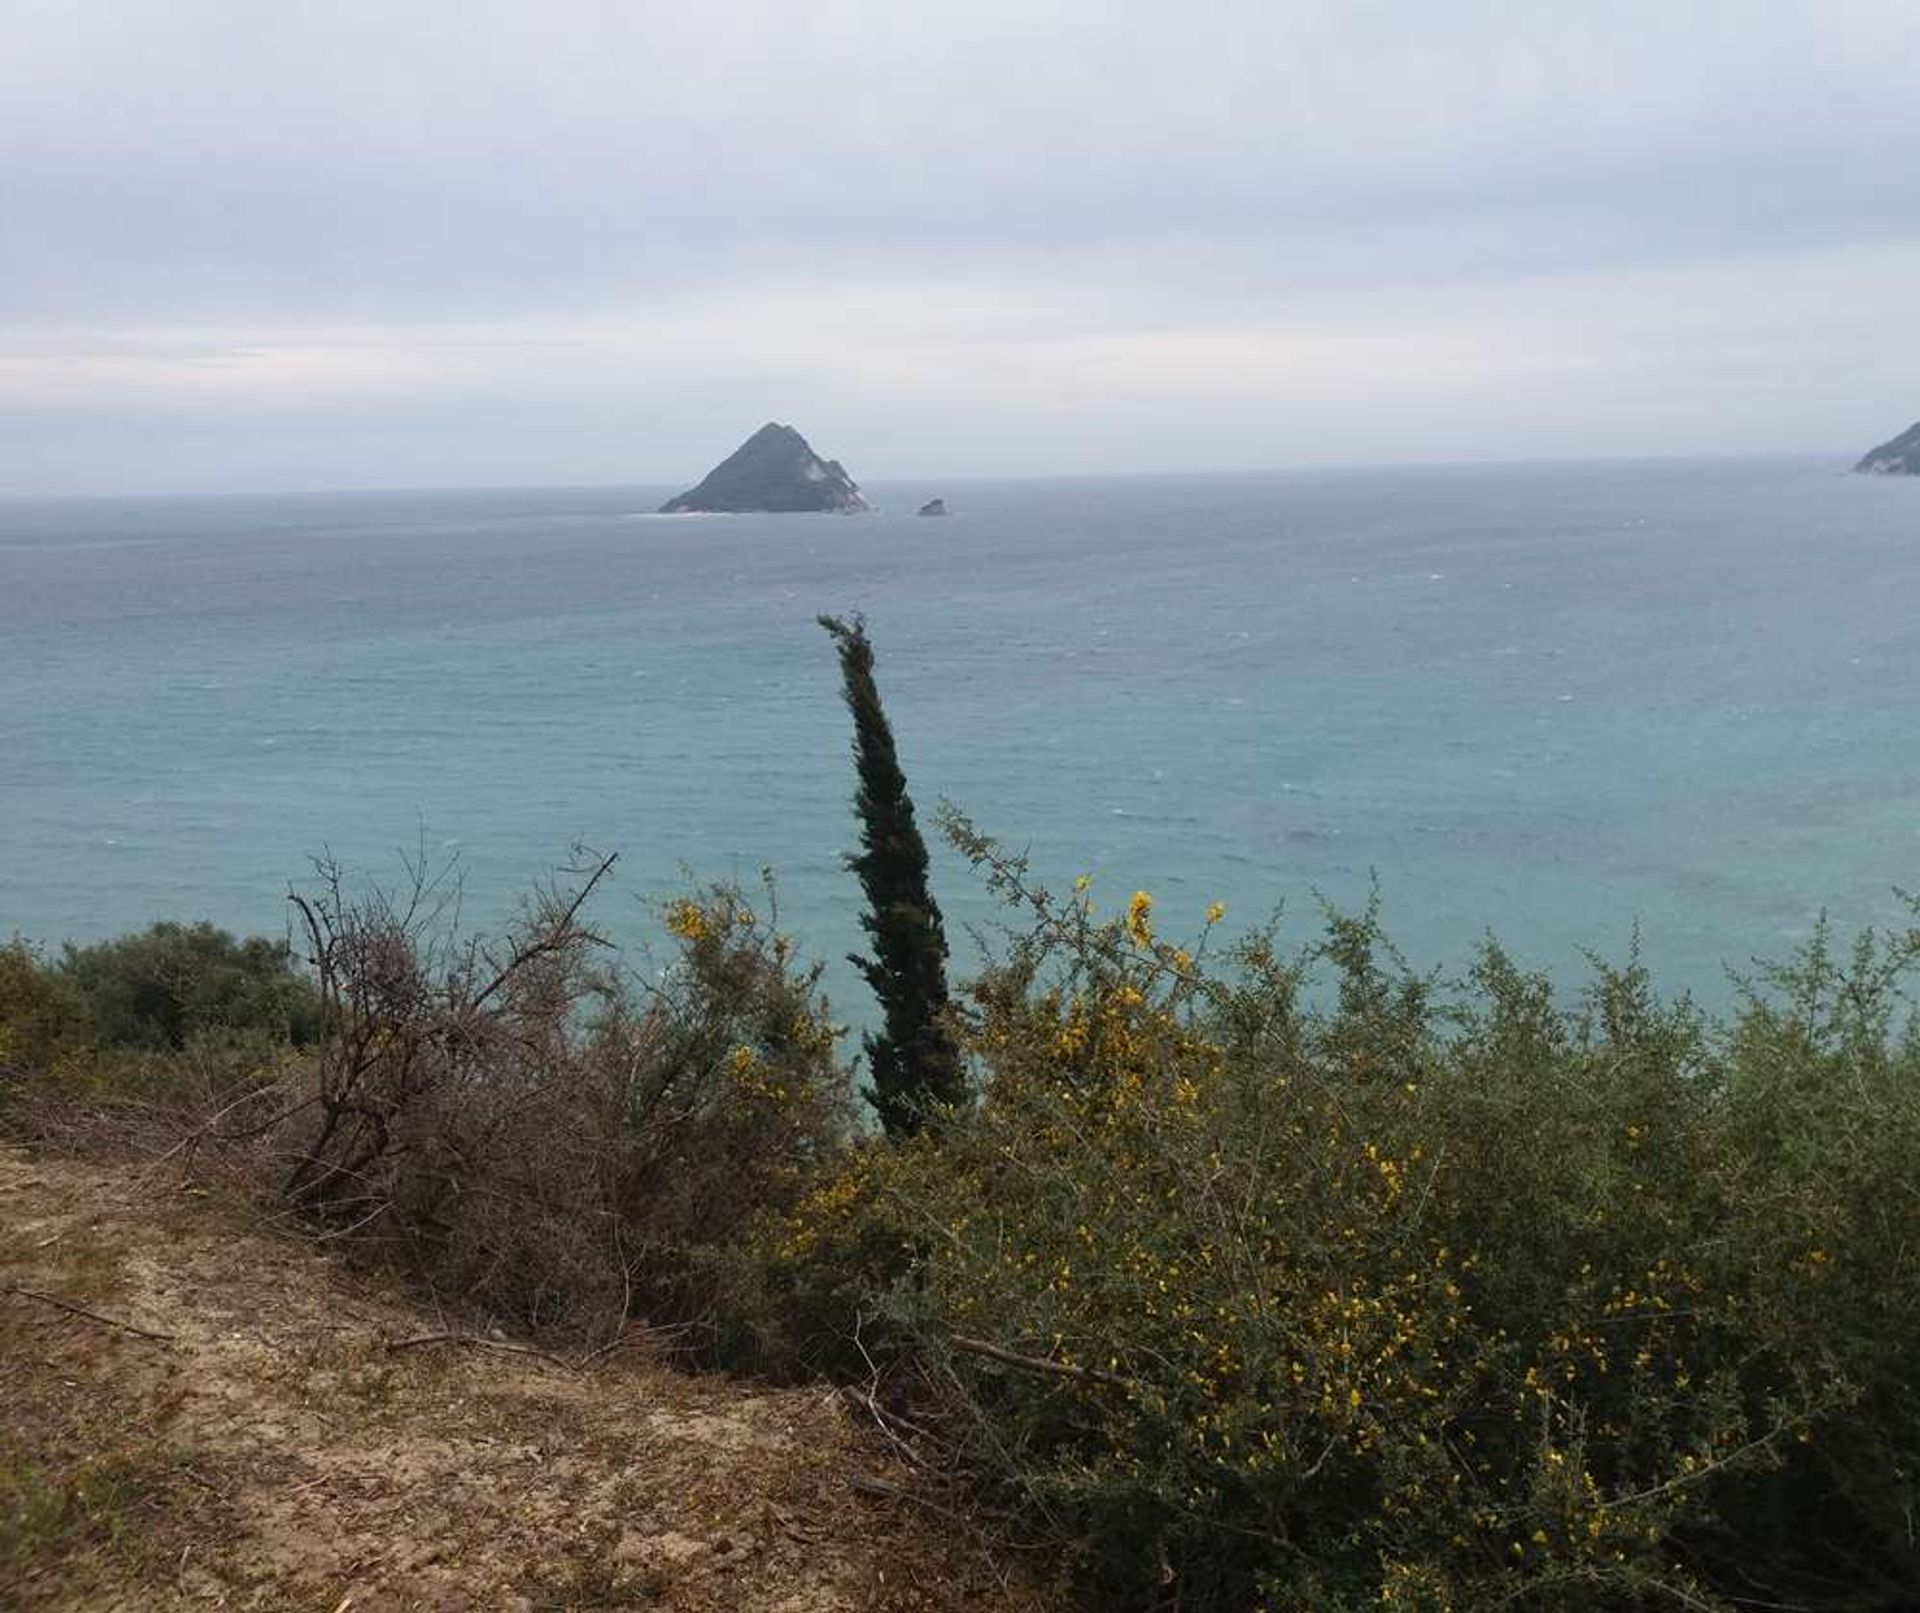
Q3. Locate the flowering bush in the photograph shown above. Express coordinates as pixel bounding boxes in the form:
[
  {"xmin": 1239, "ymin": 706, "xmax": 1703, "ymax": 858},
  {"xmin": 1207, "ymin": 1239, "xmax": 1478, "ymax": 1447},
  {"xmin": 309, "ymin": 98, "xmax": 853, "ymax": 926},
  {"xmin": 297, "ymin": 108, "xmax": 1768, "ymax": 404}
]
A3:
[
  {"xmin": 761, "ymin": 822, "xmax": 1920, "ymax": 1611},
  {"xmin": 607, "ymin": 880, "xmax": 855, "ymax": 1334}
]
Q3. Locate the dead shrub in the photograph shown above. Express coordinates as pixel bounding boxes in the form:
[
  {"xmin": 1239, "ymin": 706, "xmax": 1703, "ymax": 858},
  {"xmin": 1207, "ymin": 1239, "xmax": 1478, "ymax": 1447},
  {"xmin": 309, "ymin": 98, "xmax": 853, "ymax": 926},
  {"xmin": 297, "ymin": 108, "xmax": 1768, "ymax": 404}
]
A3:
[{"xmin": 277, "ymin": 855, "xmax": 853, "ymax": 1342}]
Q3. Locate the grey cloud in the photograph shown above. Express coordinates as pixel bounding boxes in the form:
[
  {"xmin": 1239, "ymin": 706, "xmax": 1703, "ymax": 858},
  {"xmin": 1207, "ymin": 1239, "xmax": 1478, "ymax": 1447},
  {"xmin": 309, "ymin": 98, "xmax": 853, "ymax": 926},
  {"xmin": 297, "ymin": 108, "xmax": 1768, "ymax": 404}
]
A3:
[
  {"xmin": 7, "ymin": 0, "xmax": 1918, "ymax": 317},
  {"xmin": 2, "ymin": 0, "xmax": 1918, "ymax": 491}
]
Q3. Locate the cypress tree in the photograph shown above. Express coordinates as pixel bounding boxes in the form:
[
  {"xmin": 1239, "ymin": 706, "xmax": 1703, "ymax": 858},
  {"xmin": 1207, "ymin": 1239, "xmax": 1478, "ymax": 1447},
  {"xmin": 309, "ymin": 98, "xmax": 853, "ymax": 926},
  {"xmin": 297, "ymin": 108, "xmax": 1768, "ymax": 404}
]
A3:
[{"xmin": 819, "ymin": 614, "xmax": 964, "ymax": 1137}]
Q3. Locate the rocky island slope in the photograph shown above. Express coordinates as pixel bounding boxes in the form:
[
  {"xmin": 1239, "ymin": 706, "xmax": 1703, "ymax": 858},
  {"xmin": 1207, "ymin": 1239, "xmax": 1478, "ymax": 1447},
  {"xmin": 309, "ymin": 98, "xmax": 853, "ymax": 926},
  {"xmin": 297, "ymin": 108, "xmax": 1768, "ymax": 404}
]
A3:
[
  {"xmin": 1854, "ymin": 419, "xmax": 1920, "ymax": 475},
  {"xmin": 660, "ymin": 423, "xmax": 870, "ymax": 513}
]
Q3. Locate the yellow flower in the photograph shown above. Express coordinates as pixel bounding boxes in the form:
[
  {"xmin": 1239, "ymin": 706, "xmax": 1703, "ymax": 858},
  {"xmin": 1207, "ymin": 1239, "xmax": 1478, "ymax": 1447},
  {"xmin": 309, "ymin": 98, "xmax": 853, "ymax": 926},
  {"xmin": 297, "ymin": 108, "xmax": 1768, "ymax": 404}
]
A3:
[
  {"xmin": 1126, "ymin": 890, "xmax": 1154, "ymax": 945},
  {"xmin": 1205, "ymin": 900, "xmax": 1226, "ymax": 925},
  {"xmin": 1074, "ymin": 873, "xmax": 1092, "ymax": 893},
  {"xmin": 664, "ymin": 899, "xmax": 710, "ymax": 943}
]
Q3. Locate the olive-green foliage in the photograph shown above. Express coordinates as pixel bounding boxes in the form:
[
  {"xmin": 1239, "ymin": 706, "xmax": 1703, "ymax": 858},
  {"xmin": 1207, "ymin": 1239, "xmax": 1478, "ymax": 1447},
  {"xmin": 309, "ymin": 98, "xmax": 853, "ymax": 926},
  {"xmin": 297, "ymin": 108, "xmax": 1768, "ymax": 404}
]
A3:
[
  {"xmin": 2, "ymin": 926, "xmax": 316, "ymax": 1138},
  {"xmin": 819, "ymin": 614, "xmax": 963, "ymax": 1137},
  {"xmin": 57, "ymin": 922, "xmax": 320, "ymax": 1051},
  {"xmin": 765, "ymin": 829, "xmax": 1920, "ymax": 1612},
  {"xmin": 0, "ymin": 939, "xmax": 90, "ymax": 1074},
  {"xmin": 630, "ymin": 885, "xmax": 856, "ymax": 1339}
]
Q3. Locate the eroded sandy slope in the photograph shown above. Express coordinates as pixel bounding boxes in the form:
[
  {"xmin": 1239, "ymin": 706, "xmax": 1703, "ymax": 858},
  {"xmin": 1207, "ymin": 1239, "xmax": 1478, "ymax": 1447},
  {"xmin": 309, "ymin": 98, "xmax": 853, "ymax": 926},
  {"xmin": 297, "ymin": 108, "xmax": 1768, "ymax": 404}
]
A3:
[{"xmin": 0, "ymin": 1147, "xmax": 1042, "ymax": 1612}]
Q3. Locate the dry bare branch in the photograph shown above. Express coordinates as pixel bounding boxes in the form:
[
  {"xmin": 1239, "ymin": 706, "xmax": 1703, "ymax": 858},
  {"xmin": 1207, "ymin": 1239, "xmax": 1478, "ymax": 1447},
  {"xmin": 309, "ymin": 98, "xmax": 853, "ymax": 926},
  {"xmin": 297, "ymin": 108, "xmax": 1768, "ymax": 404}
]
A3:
[{"xmin": 5, "ymin": 1285, "xmax": 176, "ymax": 1343}]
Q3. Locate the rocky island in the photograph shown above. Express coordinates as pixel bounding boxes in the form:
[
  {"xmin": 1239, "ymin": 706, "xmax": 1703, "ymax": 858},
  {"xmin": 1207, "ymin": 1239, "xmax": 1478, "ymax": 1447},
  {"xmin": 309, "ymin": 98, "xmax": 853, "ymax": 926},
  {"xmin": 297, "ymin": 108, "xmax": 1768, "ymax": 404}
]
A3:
[
  {"xmin": 917, "ymin": 497, "xmax": 949, "ymax": 516},
  {"xmin": 1854, "ymin": 419, "xmax": 1920, "ymax": 475},
  {"xmin": 659, "ymin": 422, "xmax": 870, "ymax": 513}
]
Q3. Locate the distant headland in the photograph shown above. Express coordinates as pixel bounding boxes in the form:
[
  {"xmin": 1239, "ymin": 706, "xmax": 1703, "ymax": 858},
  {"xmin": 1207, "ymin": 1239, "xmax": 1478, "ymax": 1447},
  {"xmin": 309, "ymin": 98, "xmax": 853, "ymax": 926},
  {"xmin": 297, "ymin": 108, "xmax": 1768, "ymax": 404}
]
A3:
[
  {"xmin": 660, "ymin": 423, "xmax": 870, "ymax": 513},
  {"xmin": 1854, "ymin": 419, "xmax": 1920, "ymax": 476}
]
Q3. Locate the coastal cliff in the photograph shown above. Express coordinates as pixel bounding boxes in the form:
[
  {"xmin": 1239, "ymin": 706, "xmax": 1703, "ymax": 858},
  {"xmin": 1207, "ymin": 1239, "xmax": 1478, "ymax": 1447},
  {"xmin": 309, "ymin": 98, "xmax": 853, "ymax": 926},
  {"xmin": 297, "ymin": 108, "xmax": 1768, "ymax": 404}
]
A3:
[{"xmin": 1854, "ymin": 419, "xmax": 1920, "ymax": 475}]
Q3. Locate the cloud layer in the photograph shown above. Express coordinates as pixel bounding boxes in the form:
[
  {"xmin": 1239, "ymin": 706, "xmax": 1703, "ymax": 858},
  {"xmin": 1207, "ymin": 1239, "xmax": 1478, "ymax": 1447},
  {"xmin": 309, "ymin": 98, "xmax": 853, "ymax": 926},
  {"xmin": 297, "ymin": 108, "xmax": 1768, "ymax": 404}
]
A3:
[{"xmin": 4, "ymin": 1, "xmax": 1918, "ymax": 491}]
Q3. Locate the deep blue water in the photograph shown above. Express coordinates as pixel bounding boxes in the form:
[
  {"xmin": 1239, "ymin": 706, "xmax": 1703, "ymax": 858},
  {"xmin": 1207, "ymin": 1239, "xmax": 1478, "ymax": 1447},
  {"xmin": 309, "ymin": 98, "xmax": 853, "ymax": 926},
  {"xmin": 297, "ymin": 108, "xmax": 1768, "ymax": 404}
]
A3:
[{"xmin": 3, "ymin": 459, "xmax": 1916, "ymax": 1016}]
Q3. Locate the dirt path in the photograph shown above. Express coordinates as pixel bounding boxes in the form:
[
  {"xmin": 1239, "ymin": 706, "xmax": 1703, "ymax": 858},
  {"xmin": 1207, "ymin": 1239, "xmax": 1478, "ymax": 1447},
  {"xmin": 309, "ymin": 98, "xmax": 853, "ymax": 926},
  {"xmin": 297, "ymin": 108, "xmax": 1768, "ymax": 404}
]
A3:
[{"xmin": 0, "ymin": 1147, "xmax": 1045, "ymax": 1611}]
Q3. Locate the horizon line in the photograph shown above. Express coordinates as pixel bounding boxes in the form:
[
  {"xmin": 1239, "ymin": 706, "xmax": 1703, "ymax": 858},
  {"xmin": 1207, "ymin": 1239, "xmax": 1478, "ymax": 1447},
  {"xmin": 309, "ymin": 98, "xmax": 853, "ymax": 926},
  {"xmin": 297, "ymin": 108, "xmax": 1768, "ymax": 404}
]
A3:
[{"xmin": 0, "ymin": 446, "xmax": 1870, "ymax": 506}]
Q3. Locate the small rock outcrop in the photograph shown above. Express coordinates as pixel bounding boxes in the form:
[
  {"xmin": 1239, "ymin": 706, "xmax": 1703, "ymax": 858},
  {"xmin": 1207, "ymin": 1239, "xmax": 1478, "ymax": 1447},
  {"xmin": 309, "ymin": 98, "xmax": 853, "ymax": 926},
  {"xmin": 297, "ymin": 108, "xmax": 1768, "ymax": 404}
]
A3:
[
  {"xmin": 916, "ymin": 497, "xmax": 949, "ymax": 517},
  {"xmin": 1854, "ymin": 420, "xmax": 1920, "ymax": 475},
  {"xmin": 659, "ymin": 423, "xmax": 870, "ymax": 513}
]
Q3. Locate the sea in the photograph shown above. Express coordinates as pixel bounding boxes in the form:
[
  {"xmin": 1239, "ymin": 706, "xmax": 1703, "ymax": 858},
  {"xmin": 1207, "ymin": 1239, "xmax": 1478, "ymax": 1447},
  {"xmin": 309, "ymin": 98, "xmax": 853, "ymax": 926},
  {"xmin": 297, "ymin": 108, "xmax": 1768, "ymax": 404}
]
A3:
[{"xmin": 4, "ymin": 457, "xmax": 1916, "ymax": 1022}]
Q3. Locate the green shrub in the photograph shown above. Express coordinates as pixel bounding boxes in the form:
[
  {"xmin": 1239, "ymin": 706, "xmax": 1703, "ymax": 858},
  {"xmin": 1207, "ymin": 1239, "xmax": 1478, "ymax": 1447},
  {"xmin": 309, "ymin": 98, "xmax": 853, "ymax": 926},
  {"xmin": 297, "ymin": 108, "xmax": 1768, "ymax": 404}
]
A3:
[
  {"xmin": 761, "ymin": 829, "xmax": 1920, "ymax": 1611},
  {"xmin": 0, "ymin": 940, "xmax": 89, "ymax": 1073},
  {"xmin": 0, "ymin": 940, "xmax": 93, "ymax": 1123},
  {"xmin": 2, "ymin": 924, "xmax": 318, "ymax": 1138},
  {"xmin": 618, "ymin": 882, "xmax": 855, "ymax": 1335},
  {"xmin": 57, "ymin": 922, "xmax": 320, "ymax": 1051}
]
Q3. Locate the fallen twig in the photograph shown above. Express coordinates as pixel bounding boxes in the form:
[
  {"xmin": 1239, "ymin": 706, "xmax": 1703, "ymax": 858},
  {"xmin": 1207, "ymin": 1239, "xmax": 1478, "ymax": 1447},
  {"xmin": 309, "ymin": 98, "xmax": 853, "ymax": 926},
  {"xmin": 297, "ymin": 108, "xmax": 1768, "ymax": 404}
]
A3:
[
  {"xmin": 949, "ymin": 1333, "xmax": 1134, "ymax": 1389},
  {"xmin": 845, "ymin": 1470, "xmax": 980, "ymax": 1532},
  {"xmin": 840, "ymin": 1382, "xmax": 930, "ymax": 1469},
  {"xmin": 383, "ymin": 1331, "xmax": 574, "ymax": 1371},
  {"xmin": 136, "ymin": 1087, "xmax": 319, "ymax": 1185},
  {"xmin": 574, "ymin": 1334, "xmax": 633, "ymax": 1371},
  {"xmin": 574, "ymin": 1325, "xmax": 661, "ymax": 1370},
  {"xmin": 6, "ymin": 1285, "xmax": 176, "ymax": 1343}
]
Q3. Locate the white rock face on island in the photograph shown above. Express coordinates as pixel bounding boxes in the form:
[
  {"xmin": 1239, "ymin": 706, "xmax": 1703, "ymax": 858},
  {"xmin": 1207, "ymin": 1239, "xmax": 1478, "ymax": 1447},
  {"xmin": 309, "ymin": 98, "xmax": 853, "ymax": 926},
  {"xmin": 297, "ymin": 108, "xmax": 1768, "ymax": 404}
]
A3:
[
  {"xmin": 659, "ymin": 424, "xmax": 871, "ymax": 512},
  {"xmin": 1854, "ymin": 420, "xmax": 1920, "ymax": 475}
]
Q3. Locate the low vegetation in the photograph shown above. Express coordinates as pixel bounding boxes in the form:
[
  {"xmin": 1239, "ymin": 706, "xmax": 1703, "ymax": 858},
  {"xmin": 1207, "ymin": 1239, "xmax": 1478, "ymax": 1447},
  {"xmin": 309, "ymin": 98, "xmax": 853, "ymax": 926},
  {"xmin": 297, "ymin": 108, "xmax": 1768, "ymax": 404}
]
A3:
[
  {"xmin": 0, "ymin": 924, "xmax": 315, "ymax": 1143},
  {"xmin": 8, "ymin": 851, "xmax": 1918, "ymax": 1610},
  {"xmin": 755, "ymin": 827, "xmax": 1920, "ymax": 1610}
]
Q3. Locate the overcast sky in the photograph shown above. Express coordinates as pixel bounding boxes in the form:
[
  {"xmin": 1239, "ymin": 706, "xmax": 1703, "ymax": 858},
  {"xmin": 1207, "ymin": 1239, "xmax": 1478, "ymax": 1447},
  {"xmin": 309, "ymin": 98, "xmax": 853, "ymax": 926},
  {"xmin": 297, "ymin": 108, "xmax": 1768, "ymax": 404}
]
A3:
[{"xmin": 3, "ymin": 0, "xmax": 1917, "ymax": 494}]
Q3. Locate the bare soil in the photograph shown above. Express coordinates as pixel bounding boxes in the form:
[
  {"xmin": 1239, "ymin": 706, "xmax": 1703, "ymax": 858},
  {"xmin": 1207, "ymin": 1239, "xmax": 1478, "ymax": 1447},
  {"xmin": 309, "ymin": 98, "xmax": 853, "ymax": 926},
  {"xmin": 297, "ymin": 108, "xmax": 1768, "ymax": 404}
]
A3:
[{"xmin": 0, "ymin": 1146, "xmax": 1050, "ymax": 1611}]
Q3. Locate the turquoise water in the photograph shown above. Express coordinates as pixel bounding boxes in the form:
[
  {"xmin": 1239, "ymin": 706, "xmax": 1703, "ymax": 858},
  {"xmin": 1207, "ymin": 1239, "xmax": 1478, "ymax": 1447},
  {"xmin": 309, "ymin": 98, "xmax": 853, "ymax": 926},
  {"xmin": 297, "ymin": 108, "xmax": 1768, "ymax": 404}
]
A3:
[{"xmin": 3, "ymin": 458, "xmax": 1916, "ymax": 1014}]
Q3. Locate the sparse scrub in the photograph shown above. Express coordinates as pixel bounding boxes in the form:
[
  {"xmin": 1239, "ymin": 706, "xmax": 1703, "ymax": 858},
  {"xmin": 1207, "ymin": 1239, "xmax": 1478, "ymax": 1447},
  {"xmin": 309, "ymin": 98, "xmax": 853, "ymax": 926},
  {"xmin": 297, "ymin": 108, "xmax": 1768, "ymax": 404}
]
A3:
[
  {"xmin": 10, "ymin": 825, "xmax": 1920, "ymax": 1609},
  {"xmin": 0, "ymin": 1435, "xmax": 209, "ymax": 1601},
  {"xmin": 0, "ymin": 1291, "xmax": 225, "ymax": 1607},
  {"xmin": 277, "ymin": 855, "xmax": 853, "ymax": 1340}
]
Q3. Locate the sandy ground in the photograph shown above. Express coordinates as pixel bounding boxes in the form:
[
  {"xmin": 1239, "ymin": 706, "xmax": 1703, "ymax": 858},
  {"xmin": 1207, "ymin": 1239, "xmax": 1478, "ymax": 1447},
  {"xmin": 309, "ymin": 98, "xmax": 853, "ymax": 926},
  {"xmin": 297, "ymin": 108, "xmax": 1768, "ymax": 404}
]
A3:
[{"xmin": 0, "ymin": 1146, "xmax": 1048, "ymax": 1611}]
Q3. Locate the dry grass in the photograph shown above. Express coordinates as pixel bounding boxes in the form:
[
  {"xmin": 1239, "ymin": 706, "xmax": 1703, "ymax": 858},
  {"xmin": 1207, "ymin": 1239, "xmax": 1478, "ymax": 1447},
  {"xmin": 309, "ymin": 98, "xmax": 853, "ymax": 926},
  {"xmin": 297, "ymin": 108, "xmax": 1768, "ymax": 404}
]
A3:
[{"xmin": 0, "ymin": 1144, "xmax": 1050, "ymax": 1611}]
